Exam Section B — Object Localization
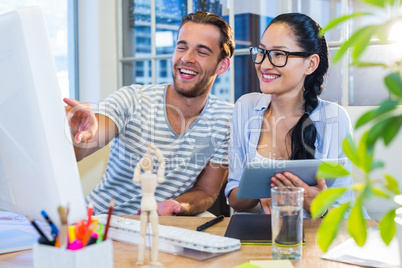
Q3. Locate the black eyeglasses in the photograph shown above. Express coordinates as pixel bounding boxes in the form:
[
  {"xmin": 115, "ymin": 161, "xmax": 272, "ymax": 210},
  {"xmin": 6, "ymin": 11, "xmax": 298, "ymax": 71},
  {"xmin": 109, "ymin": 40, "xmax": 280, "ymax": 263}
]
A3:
[{"xmin": 249, "ymin": 47, "xmax": 312, "ymax": 67}]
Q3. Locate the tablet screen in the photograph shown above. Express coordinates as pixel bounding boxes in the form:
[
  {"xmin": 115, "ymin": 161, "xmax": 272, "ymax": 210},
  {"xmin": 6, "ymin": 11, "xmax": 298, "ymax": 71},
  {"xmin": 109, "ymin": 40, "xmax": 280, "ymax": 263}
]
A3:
[{"xmin": 236, "ymin": 158, "xmax": 347, "ymax": 199}]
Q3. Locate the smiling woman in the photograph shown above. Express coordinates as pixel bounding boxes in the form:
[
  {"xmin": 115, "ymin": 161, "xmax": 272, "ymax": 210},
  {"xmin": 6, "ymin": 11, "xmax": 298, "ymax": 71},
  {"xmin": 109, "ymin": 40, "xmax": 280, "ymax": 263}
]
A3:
[{"xmin": 225, "ymin": 13, "xmax": 357, "ymax": 219}]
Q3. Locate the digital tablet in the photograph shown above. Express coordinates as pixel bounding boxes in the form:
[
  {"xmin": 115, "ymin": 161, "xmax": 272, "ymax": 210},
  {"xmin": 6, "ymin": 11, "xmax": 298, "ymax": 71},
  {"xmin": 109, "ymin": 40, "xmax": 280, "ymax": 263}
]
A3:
[{"xmin": 236, "ymin": 158, "xmax": 348, "ymax": 199}]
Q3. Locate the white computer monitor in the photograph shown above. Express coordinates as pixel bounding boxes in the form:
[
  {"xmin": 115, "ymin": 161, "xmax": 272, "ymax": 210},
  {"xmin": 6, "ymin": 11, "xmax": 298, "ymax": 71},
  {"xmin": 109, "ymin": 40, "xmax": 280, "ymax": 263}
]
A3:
[{"xmin": 0, "ymin": 7, "xmax": 87, "ymax": 225}]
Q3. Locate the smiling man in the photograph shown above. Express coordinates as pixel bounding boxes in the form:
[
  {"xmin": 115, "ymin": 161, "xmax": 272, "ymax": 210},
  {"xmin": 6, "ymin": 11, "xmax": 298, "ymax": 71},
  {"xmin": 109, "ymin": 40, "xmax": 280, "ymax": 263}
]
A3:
[{"xmin": 64, "ymin": 12, "xmax": 235, "ymax": 216}]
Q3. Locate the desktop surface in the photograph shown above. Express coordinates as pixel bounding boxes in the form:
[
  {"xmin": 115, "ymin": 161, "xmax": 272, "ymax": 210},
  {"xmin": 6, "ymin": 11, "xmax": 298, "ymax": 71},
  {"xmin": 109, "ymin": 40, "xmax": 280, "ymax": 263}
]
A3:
[{"xmin": 0, "ymin": 216, "xmax": 378, "ymax": 268}]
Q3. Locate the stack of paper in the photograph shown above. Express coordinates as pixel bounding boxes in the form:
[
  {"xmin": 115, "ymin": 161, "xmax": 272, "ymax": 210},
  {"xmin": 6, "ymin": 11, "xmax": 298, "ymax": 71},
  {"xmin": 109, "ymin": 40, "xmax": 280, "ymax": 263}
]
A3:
[
  {"xmin": 0, "ymin": 211, "xmax": 50, "ymax": 254},
  {"xmin": 322, "ymin": 229, "xmax": 401, "ymax": 268}
]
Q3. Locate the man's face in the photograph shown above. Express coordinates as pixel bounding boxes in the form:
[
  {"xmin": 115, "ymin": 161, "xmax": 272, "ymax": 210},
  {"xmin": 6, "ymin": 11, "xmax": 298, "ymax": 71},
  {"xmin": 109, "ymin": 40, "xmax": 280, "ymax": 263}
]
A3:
[{"xmin": 171, "ymin": 21, "xmax": 223, "ymax": 98}]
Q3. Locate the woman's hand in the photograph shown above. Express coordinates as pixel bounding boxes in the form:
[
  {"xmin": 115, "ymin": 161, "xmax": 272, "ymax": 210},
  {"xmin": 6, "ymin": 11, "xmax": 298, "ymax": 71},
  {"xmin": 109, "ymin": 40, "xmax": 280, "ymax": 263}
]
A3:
[
  {"xmin": 260, "ymin": 198, "xmax": 272, "ymax": 214},
  {"xmin": 271, "ymin": 172, "xmax": 327, "ymax": 213}
]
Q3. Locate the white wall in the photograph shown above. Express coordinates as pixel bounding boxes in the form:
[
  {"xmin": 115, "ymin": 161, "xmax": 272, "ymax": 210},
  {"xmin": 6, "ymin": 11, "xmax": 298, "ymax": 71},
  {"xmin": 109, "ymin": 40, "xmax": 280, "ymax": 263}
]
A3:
[
  {"xmin": 346, "ymin": 106, "xmax": 402, "ymax": 219},
  {"xmin": 77, "ymin": 0, "xmax": 117, "ymax": 195}
]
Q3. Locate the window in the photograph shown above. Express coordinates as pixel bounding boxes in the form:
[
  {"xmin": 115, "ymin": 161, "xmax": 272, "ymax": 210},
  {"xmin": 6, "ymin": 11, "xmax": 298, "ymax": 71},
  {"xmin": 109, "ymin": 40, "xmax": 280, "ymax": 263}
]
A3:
[
  {"xmin": 0, "ymin": 0, "xmax": 78, "ymax": 99},
  {"xmin": 293, "ymin": 0, "xmax": 399, "ymax": 106},
  {"xmin": 119, "ymin": 0, "xmax": 393, "ymax": 105}
]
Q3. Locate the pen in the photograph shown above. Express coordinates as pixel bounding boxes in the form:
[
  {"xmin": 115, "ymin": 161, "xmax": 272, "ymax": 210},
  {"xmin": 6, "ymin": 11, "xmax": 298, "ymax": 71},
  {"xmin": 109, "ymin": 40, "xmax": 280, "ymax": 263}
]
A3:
[
  {"xmin": 41, "ymin": 210, "xmax": 59, "ymax": 238},
  {"xmin": 28, "ymin": 216, "xmax": 51, "ymax": 244},
  {"xmin": 103, "ymin": 198, "xmax": 115, "ymax": 240},
  {"xmin": 196, "ymin": 215, "xmax": 224, "ymax": 231}
]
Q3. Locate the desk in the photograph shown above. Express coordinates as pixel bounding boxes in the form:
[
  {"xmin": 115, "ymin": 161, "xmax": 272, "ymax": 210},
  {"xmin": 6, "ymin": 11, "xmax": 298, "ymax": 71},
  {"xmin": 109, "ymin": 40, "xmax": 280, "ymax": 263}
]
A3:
[{"xmin": 0, "ymin": 216, "xmax": 377, "ymax": 268}]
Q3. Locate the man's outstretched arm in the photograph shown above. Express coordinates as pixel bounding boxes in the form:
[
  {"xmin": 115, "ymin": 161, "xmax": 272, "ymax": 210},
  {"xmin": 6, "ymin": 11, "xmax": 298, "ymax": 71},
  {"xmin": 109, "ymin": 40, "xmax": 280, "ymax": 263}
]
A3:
[{"xmin": 64, "ymin": 98, "xmax": 118, "ymax": 161}]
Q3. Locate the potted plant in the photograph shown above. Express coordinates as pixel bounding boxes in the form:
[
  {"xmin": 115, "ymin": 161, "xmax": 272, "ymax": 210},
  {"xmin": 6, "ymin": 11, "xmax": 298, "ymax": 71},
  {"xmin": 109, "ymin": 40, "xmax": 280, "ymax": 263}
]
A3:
[{"xmin": 310, "ymin": 0, "xmax": 402, "ymax": 253}]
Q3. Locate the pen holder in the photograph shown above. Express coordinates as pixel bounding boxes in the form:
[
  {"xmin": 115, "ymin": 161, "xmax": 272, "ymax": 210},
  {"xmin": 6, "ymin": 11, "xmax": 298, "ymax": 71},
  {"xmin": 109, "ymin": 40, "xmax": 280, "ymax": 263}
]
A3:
[{"xmin": 33, "ymin": 239, "xmax": 113, "ymax": 268}]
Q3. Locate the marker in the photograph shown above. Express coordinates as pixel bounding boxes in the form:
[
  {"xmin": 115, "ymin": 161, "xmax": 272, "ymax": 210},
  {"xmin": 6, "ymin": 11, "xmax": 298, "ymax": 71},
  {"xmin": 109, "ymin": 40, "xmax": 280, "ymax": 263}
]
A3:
[
  {"xmin": 91, "ymin": 218, "xmax": 98, "ymax": 231},
  {"xmin": 28, "ymin": 216, "xmax": 51, "ymax": 244},
  {"xmin": 75, "ymin": 220, "xmax": 86, "ymax": 240},
  {"xmin": 86, "ymin": 232, "xmax": 99, "ymax": 246},
  {"xmin": 81, "ymin": 222, "xmax": 95, "ymax": 246},
  {"xmin": 96, "ymin": 224, "xmax": 104, "ymax": 243},
  {"xmin": 68, "ymin": 226, "xmax": 76, "ymax": 242},
  {"xmin": 68, "ymin": 239, "xmax": 83, "ymax": 250},
  {"xmin": 41, "ymin": 210, "xmax": 59, "ymax": 238},
  {"xmin": 196, "ymin": 215, "xmax": 225, "ymax": 231},
  {"xmin": 86, "ymin": 201, "xmax": 93, "ymax": 231}
]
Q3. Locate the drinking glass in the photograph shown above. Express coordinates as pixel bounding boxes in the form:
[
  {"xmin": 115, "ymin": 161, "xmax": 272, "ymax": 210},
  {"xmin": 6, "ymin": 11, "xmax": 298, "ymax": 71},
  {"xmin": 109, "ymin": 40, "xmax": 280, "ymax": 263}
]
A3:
[{"xmin": 271, "ymin": 186, "xmax": 304, "ymax": 259}]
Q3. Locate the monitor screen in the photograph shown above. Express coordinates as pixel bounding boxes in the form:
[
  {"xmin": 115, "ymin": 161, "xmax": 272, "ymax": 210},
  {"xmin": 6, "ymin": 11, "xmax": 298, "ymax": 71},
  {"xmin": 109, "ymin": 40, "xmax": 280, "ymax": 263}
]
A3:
[{"xmin": 0, "ymin": 7, "xmax": 86, "ymax": 225}]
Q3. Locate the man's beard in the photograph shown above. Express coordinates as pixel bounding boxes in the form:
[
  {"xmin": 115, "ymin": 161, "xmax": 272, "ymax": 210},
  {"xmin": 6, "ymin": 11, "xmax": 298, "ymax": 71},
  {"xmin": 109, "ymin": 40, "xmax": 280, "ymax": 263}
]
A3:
[{"xmin": 172, "ymin": 67, "xmax": 217, "ymax": 98}]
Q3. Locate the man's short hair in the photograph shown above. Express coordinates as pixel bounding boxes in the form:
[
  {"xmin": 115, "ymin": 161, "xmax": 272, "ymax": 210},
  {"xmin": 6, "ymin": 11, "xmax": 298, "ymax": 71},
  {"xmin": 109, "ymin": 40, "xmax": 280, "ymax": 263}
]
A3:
[{"xmin": 178, "ymin": 11, "xmax": 235, "ymax": 61}]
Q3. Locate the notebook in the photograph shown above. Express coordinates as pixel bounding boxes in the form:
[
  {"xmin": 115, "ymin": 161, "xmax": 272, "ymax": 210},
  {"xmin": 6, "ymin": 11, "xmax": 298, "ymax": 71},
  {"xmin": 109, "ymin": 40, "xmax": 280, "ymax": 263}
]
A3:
[{"xmin": 224, "ymin": 214, "xmax": 305, "ymax": 245}]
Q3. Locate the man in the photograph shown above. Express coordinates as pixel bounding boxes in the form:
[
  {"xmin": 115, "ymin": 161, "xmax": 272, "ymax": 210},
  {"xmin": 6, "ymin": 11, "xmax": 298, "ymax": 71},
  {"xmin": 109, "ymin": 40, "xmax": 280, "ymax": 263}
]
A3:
[{"xmin": 64, "ymin": 11, "xmax": 235, "ymax": 216}]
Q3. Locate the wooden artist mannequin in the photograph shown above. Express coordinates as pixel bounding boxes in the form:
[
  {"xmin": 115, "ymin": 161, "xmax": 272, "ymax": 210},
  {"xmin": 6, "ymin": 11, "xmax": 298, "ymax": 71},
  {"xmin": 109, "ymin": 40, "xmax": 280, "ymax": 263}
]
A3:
[{"xmin": 133, "ymin": 144, "xmax": 165, "ymax": 266}]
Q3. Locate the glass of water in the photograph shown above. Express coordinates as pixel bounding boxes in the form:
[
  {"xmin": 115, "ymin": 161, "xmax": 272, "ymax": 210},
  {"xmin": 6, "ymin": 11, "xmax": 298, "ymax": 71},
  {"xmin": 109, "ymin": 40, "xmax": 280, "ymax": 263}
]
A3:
[{"xmin": 271, "ymin": 186, "xmax": 304, "ymax": 259}]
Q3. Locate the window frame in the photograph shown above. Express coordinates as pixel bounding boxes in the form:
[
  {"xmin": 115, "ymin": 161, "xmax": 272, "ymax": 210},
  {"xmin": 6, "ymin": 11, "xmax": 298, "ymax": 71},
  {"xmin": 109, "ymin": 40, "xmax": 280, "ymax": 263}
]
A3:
[{"xmin": 117, "ymin": 0, "xmax": 391, "ymax": 106}]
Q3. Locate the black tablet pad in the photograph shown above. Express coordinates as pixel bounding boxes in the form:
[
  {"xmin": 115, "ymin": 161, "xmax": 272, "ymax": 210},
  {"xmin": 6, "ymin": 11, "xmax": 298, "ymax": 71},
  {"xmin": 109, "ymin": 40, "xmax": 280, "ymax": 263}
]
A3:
[
  {"xmin": 224, "ymin": 214, "xmax": 272, "ymax": 244},
  {"xmin": 236, "ymin": 158, "xmax": 347, "ymax": 199},
  {"xmin": 224, "ymin": 214, "xmax": 305, "ymax": 245}
]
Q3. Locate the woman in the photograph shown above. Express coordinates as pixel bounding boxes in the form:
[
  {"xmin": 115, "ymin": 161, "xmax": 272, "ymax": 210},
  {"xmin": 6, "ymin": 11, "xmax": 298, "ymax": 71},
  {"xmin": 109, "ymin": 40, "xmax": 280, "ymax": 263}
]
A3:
[{"xmin": 225, "ymin": 13, "xmax": 354, "ymax": 217}]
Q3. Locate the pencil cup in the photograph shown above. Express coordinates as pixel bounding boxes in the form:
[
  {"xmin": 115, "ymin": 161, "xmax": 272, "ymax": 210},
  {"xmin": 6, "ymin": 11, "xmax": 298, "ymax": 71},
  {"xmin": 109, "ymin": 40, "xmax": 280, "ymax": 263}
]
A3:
[
  {"xmin": 33, "ymin": 239, "xmax": 113, "ymax": 268},
  {"xmin": 271, "ymin": 186, "xmax": 304, "ymax": 260}
]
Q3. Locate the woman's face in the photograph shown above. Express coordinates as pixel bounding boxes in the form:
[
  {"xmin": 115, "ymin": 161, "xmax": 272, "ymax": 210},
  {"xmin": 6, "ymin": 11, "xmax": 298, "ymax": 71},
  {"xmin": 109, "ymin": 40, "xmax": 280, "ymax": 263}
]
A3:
[{"xmin": 255, "ymin": 23, "xmax": 312, "ymax": 97}]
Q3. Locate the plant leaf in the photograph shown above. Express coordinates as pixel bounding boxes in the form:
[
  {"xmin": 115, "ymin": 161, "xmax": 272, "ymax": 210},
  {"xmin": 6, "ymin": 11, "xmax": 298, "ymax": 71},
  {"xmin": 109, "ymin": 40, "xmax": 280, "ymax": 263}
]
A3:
[
  {"xmin": 347, "ymin": 198, "xmax": 367, "ymax": 246},
  {"xmin": 321, "ymin": 12, "xmax": 372, "ymax": 35},
  {"xmin": 377, "ymin": 99, "xmax": 400, "ymax": 113},
  {"xmin": 386, "ymin": 0, "xmax": 397, "ymax": 5},
  {"xmin": 384, "ymin": 72, "xmax": 402, "ymax": 99},
  {"xmin": 342, "ymin": 136, "xmax": 359, "ymax": 166},
  {"xmin": 363, "ymin": 184, "xmax": 376, "ymax": 199},
  {"xmin": 379, "ymin": 209, "xmax": 396, "ymax": 245},
  {"xmin": 359, "ymin": 0, "xmax": 387, "ymax": 7},
  {"xmin": 366, "ymin": 117, "xmax": 393, "ymax": 147},
  {"xmin": 332, "ymin": 25, "xmax": 375, "ymax": 64},
  {"xmin": 366, "ymin": 120, "xmax": 387, "ymax": 147},
  {"xmin": 317, "ymin": 202, "xmax": 350, "ymax": 252},
  {"xmin": 352, "ymin": 25, "xmax": 377, "ymax": 62},
  {"xmin": 384, "ymin": 174, "xmax": 400, "ymax": 194},
  {"xmin": 371, "ymin": 160, "xmax": 385, "ymax": 170},
  {"xmin": 311, "ymin": 187, "xmax": 348, "ymax": 218},
  {"xmin": 358, "ymin": 131, "xmax": 373, "ymax": 172},
  {"xmin": 355, "ymin": 99, "xmax": 399, "ymax": 128},
  {"xmin": 375, "ymin": 20, "xmax": 396, "ymax": 42},
  {"xmin": 351, "ymin": 183, "xmax": 366, "ymax": 193},
  {"xmin": 316, "ymin": 162, "xmax": 350, "ymax": 178},
  {"xmin": 383, "ymin": 116, "xmax": 402, "ymax": 145},
  {"xmin": 367, "ymin": 117, "xmax": 401, "ymax": 147},
  {"xmin": 356, "ymin": 110, "xmax": 377, "ymax": 129},
  {"xmin": 352, "ymin": 61, "xmax": 391, "ymax": 69},
  {"xmin": 372, "ymin": 186, "xmax": 390, "ymax": 198}
]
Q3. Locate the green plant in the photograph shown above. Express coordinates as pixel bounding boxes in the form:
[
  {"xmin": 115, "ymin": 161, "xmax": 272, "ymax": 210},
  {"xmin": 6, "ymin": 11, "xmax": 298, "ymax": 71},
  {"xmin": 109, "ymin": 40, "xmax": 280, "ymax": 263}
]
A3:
[{"xmin": 310, "ymin": 0, "xmax": 402, "ymax": 252}]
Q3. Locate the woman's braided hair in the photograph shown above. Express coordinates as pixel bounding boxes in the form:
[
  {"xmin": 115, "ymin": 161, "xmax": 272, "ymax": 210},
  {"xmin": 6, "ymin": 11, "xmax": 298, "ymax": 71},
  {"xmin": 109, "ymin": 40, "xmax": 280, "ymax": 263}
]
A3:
[{"xmin": 267, "ymin": 13, "xmax": 329, "ymax": 159}]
